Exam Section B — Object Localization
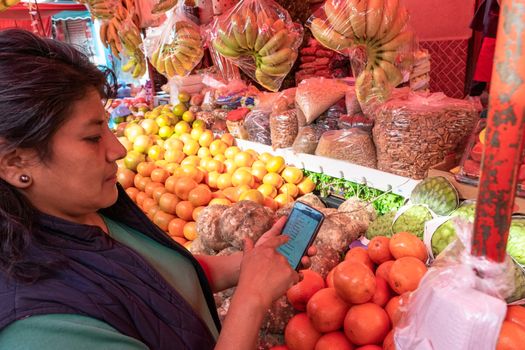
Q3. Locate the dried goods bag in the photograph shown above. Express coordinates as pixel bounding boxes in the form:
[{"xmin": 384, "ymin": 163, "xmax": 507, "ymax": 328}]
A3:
[
  {"xmin": 295, "ymin": 77, "xmax": 349, "ymax": 124},
  {"xmin": 210, "ymin": 0, "xmax": 303, "ymax": 91},
  {"xmin": 270, "ymin": 109, "xmax": 298, "ymax": 149},
  {"xmin": 372, "ymin": 92, "xmax": 479, "ymax": 179},
  {"xmin": 315, "ymin": 128, "xmax": 377, "ymax": 168},
  {"xmin": 292, "ymin": 126, "xmax": 323, "ymax": 154}
]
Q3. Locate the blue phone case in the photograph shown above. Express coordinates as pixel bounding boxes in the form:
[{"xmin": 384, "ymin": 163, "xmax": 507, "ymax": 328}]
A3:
[{"xmin": 276, "ymin": 201, "xmax": 325, "ymax": 270}]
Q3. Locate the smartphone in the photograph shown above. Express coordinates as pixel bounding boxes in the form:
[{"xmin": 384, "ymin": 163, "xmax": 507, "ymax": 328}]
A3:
[{"xmin": 277, "ymin": 201, "xmax": 325, "ymax": 270}]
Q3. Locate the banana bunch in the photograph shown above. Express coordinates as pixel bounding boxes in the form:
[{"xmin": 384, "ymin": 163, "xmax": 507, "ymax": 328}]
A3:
[
  {"xmin": 212, "ymin": 6, "xmax": 300, "ymax": 91},
  {"xmin": 152, "ymin": 0, "xmax": 177, "ymax": 14},
  {"xmin": 122, "ymin": 50, "xmax": 147, "ymax": 78},
  {"xmin": 310, "ymin": 0, "xmax": 416, "ymax": 102},
  {"xmin": 82, "ymin": 0, "xmax": 117, "ymax": 19},
  {"xmin": 150, "ymin": 21, "xmax": 204, "ymax": 78},
  {"xmin": 0, "ymin": 0, "xmax": 20, "ymax": 12}
]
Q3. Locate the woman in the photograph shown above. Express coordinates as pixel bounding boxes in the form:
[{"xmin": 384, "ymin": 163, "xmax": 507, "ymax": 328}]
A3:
[{"xmin": 0, "ymin": 29, "xmax": 311, "ymax": 349}]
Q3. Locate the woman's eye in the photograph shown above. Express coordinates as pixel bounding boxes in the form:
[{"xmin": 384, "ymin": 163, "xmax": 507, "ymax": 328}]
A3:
[{"xmin": 85, "ymin": 136, "xmax": 102, "ymax": 143}]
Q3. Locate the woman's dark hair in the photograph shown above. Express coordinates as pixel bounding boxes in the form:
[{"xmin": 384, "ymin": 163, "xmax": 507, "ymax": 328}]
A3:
[{"xmin": 0, "ymin": 29, "xmax": 116, "ymax": 282}]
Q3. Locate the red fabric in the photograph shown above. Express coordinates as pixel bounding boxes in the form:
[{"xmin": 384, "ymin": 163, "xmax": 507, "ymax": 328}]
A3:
[{"xmin": 474, "ymin": 37, "xmax": 497, "ymax": 82}]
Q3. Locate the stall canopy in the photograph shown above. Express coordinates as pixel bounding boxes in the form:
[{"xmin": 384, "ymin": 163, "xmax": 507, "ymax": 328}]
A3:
[{"xmin": 0, "ymin": 1, "xmax": 87, "ymax": 36}]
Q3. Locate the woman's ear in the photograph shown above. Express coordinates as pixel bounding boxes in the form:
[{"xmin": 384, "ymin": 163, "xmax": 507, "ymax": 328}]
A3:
[{"xmin": 0, "ymin": 148, "xmax": 35, "ymax": 189}]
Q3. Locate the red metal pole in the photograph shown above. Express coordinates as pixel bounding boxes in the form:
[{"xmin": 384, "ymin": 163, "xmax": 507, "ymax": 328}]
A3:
[{"xmin": 472, "ymin": 0, "xmax": 525, "ymax": 262}]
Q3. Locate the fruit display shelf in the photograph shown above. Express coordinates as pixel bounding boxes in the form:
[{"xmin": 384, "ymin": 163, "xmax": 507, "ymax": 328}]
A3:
[{"xmin": 235, "ymin": 139, "xmax": 420, "ymax": 198}]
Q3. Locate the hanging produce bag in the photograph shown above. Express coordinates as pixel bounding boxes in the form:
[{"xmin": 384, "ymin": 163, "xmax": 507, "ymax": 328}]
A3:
[
  {"xmin": 210, "ymin": 0, "xmax": 303, "ymax": 91},
  {"xmin": 145, "ymin": 4, "xmax": 205, "ymax": 79},
  {"xmin": 306, "ymin": 0, "xmax": 417, "ymax": 108}
]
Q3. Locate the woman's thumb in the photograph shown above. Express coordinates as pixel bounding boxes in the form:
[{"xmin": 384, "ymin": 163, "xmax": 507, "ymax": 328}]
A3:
[{"xmin": 243, "ymin": 237, "xmax": 254, "ymax": 254}]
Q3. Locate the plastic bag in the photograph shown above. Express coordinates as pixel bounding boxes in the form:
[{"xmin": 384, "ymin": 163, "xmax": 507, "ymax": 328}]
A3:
[
  {"xmin": 270, "ymin": 109, "xmax": 298, "ymax": 149},
  {"xmin": 210, "ymin": 0, "xmax": 303, "ymax": 91},
  {"xmin": 395, "ymin": 220, "xmax": 513, "ymax": 350},
  {"xmin": 245, "ymin": 110, "xmax": 271, "ymax": 145},
  {"xmin": 338, "ymin": 114, "xmax": 373, "ymax": 132},
  {"xmin": 226, "ymin": 107, "xmax": 250, "ymax": 139},
  {"xmin": 292, "ymin": 126, "xmax": 323, "ymax": 154},
  {"xmin": 145, "ymin": 4, "xmax": 204, "ymax": 79},
  {"xmin": 135, "ymin": 0, "xmax": 166, "ymax": 28},
  {"xmin": 315, "ymin": 128, "xmax": 377, "ymax": 168},
  {"xmin": 295, "ymin": 77, "xmax": 349, "ymax": 124},
  {"xmin": 306, "ymin": 0, "xmax": 417, "ymax": 109},
  {"xmin": 372, "ymin": 91, "xmax": 479, "ymax": 179}
]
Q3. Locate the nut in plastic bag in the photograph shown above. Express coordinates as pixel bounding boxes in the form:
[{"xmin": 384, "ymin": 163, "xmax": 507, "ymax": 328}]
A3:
[
  {"xmin": 145, "ymin": 4, "xmax": 204, "ymax": 79},
  {"xmin": 210, "ymin": 0, "xmax": 303, "ymax": 91}
]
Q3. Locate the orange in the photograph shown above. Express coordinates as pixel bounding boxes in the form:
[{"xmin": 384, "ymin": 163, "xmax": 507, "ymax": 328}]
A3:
[
  {"xmin": 266, "ymin": 156, "xmax": 285, "ymax": 173},
  {"xmin": 262, "ymin": 196, "xmax": 279, "ymax": 211},
  {"xmin": 297, "ymin": 177, "xmax": 316, "ymax": 195},
  {"xmin": 383, "ymin": 330, "xmax": 395, "ymax": 350},
  {"xmin": 192, "ymin": 206, "xmax": 205, "ymax": 221},
  {"xmin": 314, "ymin": 332, "xmax": 354, "ymax": 350},
  {"xmin": 188, "ymin": 186, "xmax": 213, "ymax": 207},
  {"xmin": 174, "ymin": 176, "xmax": 198, "ymax": 201},
  {"xmin": 197, "ymin": 146, "xmax": 211, "ymax": 159},
  {"xmin": 199, "ymin": 157, "xmax": 212, "ymax": 169},
  {"xmin": 279, "ymin": 183, "xmax": 299, "ymax": 198},
  {"xmin": 286, "ymin": 270, "xmax": 325, "ymax": 311},
  {"xmin": 117, "ymin": 168, "xmax": 135, "ymax": 189},
  {"xmin": 181, "ymin": 155, "xmax": 201, "ymax": 168},
  {"xmin": 232, "ymin": 169, "xmax": 254, "ymax": 187},
  {"xmin": 168, "ymin": 218, "xmax": 186, "ymax": 238},
  {"xmin": 163, "ymin": 137, "xmax": 184, "ymax": 151},
  {"xmin": 389, "ymin": 232, "xmax": 428, "ymax": 262},
  {"xmin": 251, "ymin": 167, "xmax": 268, "ymax": 182},
  {"xmin": 334, "ymin": 260, "xmax": 376, "ymax": 305},
  {"xmin": 371, "ymin": 277, "xmax": 393, "ymax": 308},
  {"xmin": 375, "ymin": 260, "xmax": 395, "ymax": 282},
  {"xmin": 497, "ymin": 320, "xmax": 525, "ymax": 350},
  {"xmin": 223, "ymin": 187, "xmax": 238, "ymax": 202},
  {"xmin": 344, "ymin": 303, "xmax": 390, "ymax": 345},
  {"xmin": 245, "ymin": 148, "xmax": 259, "ymax": 159},
  {"xmin": 306, "ymin": 288, "xmax": 349, "ymax": 333},
  {"xmin": 285, "ymin": 313, "xmax": 322, "ymax": 350},
  {"xmin": 175, "ymin": 201, "xmax": 194, "ymax": 221},
  {"xmin": 326, "ymin": 268, "xmax": 335, "ymax": 288},
  {"xmin": 183, "ymin": 221, "xmax": 198, "ymax": 240},
  {"xmin": 217, "ymin": 173, "xmax": 233, "ymax": 190},
  {"xmin": 135, "ymin": 175, "xmax": 151, "ymax": 192},
  {"xmin": 259, "ymin": 152, "xmax": 273, "ymax": 163},
  {"xmin": 137, "ymin": 162, "xmax": 156, "ymax": 177},
  {"xmin": 223, "ymin": 159, "xmax": 237, "ymax": 174},
  {"xmin": 220, "ymin": 133, "xmax": 235, "ymax": 146},
  {"xmin": 209, "ymin": 198, "xmax": 232, "ymax": 206},
  {"xmin": 179, "ymin": 133, "xmax": 192, "ymax": 144},
  {"xmin": 385, "ymin": 295, "xmax": 405, "ymax": 326},
  {"xmin": 344, "ymin": 247, "xmax": 375, "ymax": 271},
  {"xmin": 224, "ymin": 146, "xmax": 241, "ymax": 159},
  {"xmin": 147, "ymin": 205, "xmax": 160, "ymax": 220},
  {"xmin": 388, "ymin": 256, "xmax": 427, "ymax": 294},
  {"xmin": 125, "ymin": 187, "xmax": 139, "ymax": 202},
  {"xmin": 142, "ymin": 197, "xmax": 157, "ymax": 213},
  {"xmin": 159, "ymin": 192, "xmax": 180, "ymax": 215},
  {"xmin": 209, "ymin": 139, "xmax": 228, "ymax": 156},
  {"xmin": 368, "ymin": 236, "xmax": 394, "ymax": 265},
  {"xmin": 252, "ymin": 160, "xmax": 266, "ymax": 169},
  {"xmin": 211, "ymin": 190, "xmax": 226, "ymax": 199},
  {"xmin": 238, "ymin": 189, "xmax": 264, "ymax": 204},
  {"xmin": 164, "ymin": 163, "xmax": 179, "ymax": 175},
  {"xmin": 164, "ymin": 175, "xmax": 178, "ymax": 193},
  {"xmin": 198, "ymin": 130, "xmax": 214, "ymax": 147},
  {"xmin": 145, "ymin": 181, "xmax": 164, "ymax": 197},
  {"xmin": 274, "ymin": 193, "xmax": 294, "ymax": 208},
  {"xmin": 205, "ymin": 171, "xmax": 220, "ymax": 189},
  {"xmin": 172, "ymin": 236, "xmax": 188, "ymax": 246},
  {"xmin": 263, "ymin": 172, "xmax": 284, "ymax": 188},
  {"xmin": 214, "ymin": 154, "xmax": 227, "ymax": 163},
  {"xmin": 153, "ymin": 210, "xmax": 175, "ymax": 232},
  {"xmin": 506, "ymin": 306, "xmax": 525, "ymax": 330},
  {"xmin": 136, "ymin": 191, "xmax": 148, "ymax": 207},
  {"xmin": 258, "ymin": 183, "xmax": 277, "ymax": 198},
  {"xmin": 182, "ymin": 139, "xmax": 199, "ymax": 156},
  {"xmin": 233, "ymin": 151, "xmax": 254, "ymax": 167},
  {"xmin": 164, "ymin": 148, "xmax": 185, "ymax": 164},
  {"xmin": 281, "ymin": 167, "xmax": 304, "ymax": 184},
  {"xmin": 206, "ymin": 159, "xmax": 225, "ymax": 173},
  {"xmin": 152, "ymin": 186, "xmax": 168, "ymax": 203}
]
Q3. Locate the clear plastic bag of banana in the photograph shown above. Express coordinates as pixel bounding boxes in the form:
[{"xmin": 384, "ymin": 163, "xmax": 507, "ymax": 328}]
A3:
[
  {"xmin": 210, "ymin": 0, "xmax": 303, "ymax": 92},
  {"xmin": 145, "ymin": 3, "xmax": 205, "ymax": 79},
  {"xmin": 307, "ymin": 0, "xmax": 418, "ymax": 110}
]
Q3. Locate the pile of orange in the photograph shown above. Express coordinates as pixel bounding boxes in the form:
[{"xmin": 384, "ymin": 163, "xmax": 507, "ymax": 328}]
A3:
[
  {"xmin": 278, "ymin": 231, "xmax": 429, "ymax": 350},
  {"xmin": 116, "ymin": 117, "xmax": 316, "ymax": 249}
]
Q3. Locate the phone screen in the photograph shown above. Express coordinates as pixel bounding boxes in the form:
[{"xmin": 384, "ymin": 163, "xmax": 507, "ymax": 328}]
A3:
[{"xmin": 277, "ymin": 201, "xmax": 324, "ymax": 270}]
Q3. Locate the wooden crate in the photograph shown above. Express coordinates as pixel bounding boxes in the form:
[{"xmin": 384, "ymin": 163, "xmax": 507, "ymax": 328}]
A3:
[{"xmin": 428, "ymin": 155, "xmax": 525, "ymax": 212}]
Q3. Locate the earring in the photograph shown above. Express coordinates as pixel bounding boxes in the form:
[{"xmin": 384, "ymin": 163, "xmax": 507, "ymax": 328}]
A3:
[{"xmin": 19, "ymin": 174, "xmax": 31, "ymax": 183}]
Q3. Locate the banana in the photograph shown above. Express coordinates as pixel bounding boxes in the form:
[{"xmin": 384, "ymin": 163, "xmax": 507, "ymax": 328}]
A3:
[
  {"xmin": 176, "ymin": 44, "xmax": 203, "ymax": 59},
  {"xmin": 99, "ymin": 22, "xmax": 109, "ymax": 47},
  {"xmin": 152, "ymin": 0, "xmax": 176, "ymax": 14},
  {"xmin": 176, "ymin": 28, "xmax": 201, "ymax": 42},
  {"xmin": 217, "ymin": 28, "xmax": 240, "ymax": 52},
  {"xmin": 325, "ymin": 0, "xmax": 354, "ymax": 38},
  {"xmin": 213, "ymin": 39, "xmax": 241, "ymax": 58},
  {"xmin": 310, "ymin": 18, "xmax": 354, "ymax": 51},
  {"xmin": 244, "ymin": 9, "xmax": 257, "ymax": 50},
  {"xmin": 260, "ymin": 47, "xmax": 293, "ymax": 66},
  {"xmin": 379, "ymin": 5, "xmax": 408, "ymax": 44},
  {"xmin": 347, "ymin": 0, "xmax": 368, "ymax": 40},
  {"xmin": 372, "ymin": 66, "xmax": 388, "ymax": 87},
  {"xmin": 155, "ymin": 52, "xmax": 166, "ymax": 74},
  {"xmin": 175, "ymin": 51, "xmax": 195, "ymax": 71},
  {"xmin": 132, "ymin": 62, "xmax": 142, "ymax": 78},
  {"xmin": 176, "ymin": 21, "xmax": 196, "ymax": 32},
  {"xmin": 377, "ymin": 50, "xmax": 398, "ymax": 64},
  {"xmin": 259, "ymin": 60, "xmax": 293, "ymax": 76},
  {"xmin": 122, "ymin": 58, "xmax": 136, "ymax": 72},
  {"xmin": 254, "ymin": 22, "xmax": 272, "ymax": 52},
  {"xmin": 355, "ymin": 70, "xmax": 374, "ymax": 103},
  {"xmin": 271, "ymin": 19, "xmax": 286, "ymax": 32},
  {"xmin": 231, "ymin": 14, "xmax": 249, "ymax": 50},
  {"xmin": 255, "ymin": 69, "xmax": 280, "ymax": 92},
  {"xmin": 164, "ymin": 58, "xmax": 176, "ymax": 78},
  {"xmin": 375, "ymin": 0, "xmax": 399, "ymax": 41},
  {"xmin": 365, "ymin": 0, "xmax": 384, "ymax": 40},
  {"xmin": 259, "ymin": 29, "xmax": 288, "ymax": 56},
  {"xmin": 378, "ymin": 59, "xmax": 403, "ymax": 86},
  {"xmin": 379, "ymin": 30, "xmax": 414, "ymax": 52},
  {"xmin": 171, "ymin": 56, "xmax": 187, "ymax": 76},
  {"xmin": 151, "ymin": 49, "xmax": 160, "ymax": 68}
]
